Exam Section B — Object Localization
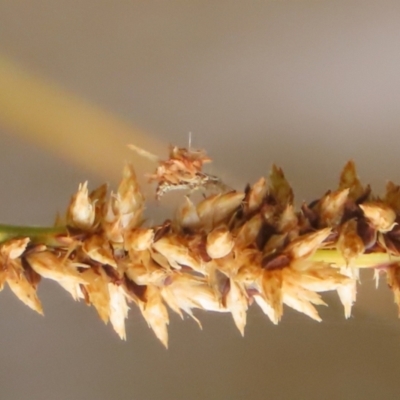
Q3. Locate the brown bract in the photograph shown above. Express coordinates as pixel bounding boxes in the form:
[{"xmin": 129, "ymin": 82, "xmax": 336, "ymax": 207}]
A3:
[
  {"xmin": 0, "ymin": 238, "xmax": 43, "ymax": 314},
  {"xmin": 2, "ymin": 145, "xmax": 400, "ymax": 347}
]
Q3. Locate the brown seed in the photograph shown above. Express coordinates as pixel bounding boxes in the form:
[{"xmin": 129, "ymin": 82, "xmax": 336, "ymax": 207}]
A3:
[{"xmin": 262, "ymin": 253, "xmax": 291, "ymax": 271}]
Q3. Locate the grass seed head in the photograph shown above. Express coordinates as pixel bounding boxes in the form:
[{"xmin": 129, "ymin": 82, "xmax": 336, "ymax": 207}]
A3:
[{"xmin": 3, "ymin": 143, "xmax": 400, "ymax": 346}]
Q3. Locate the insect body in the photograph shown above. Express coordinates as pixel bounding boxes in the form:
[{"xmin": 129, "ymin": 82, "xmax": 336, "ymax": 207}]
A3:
[{"xmin": 129, "ymin": 144, "xmax": 230, "ymax": 199}]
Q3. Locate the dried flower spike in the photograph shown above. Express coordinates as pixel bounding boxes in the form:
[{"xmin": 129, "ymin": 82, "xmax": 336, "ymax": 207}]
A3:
[{"xmin": 1, "ymin": 144, "xmax": 400, "ymax": 348}]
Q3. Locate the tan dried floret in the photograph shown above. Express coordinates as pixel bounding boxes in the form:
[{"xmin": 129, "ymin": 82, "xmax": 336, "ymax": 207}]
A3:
[
  {"xmin": 246, "ymin": 177, "xmax": 268, "ymax": 214},
  {"xmin": 1, "ymin": 237, "xmax": 30, "ymax": 260},
  {"xmin": 174, "ymin": 196, "xmax": 201, "ymax": 230},
  {"xmin": 337, "ymin": 219, "xmax": 365, "ymax": 266},
  {"xmin": 278, "ymin": 204, "xmax": 298, "ymax": 234},
  {"xmin": 152, "ymin": 235, "xmax": 201, "ymax": 272},
  {"xmin": 6, "ymin": 259, "xmax": 44, "ymax": 315},
  {"xmin": 138, "ymin": 285, "xmax": 169, "ymax": 348},
  {"xmin": 319, "ymin": 189, "xmax": 349, "ymax": 227},
  {"xmin": 259, "ymin": 269, "xmax": 283, "ymax": 324},
  {"xmin": 269, "ymin": 164, "xmax": 294, "ymax": 206},
  {"xmin": 83, "ymin": 234, "xmax": 117, "ymax": 268},
  {"xmin": 359, "ymin": 202, "xmax": 397, "ymax": 232},
  {"xmin": 81, "ymin": 267, "xmax": 111, "ymax": 323},
  {"xmin": 285, "ymin": 228, "xmax": 331, "ymax": 260},
  {"xmin": 101, "ymin": 164, "xmax": 143, "ymax": 243},
  {"xmin": 161, "ymin": 273, "xmax": 225, "ymax": 327},
  {"xmin": 124, "ymin": 228, "xmax": 154, "ymax": 252},
  {"xmin": 337, "ymin": 266, "xmax": 357, "ymax": 318},
  {"xmin": 339, "ymin": 160, "xmax": 364, "ymax": 200},
  {"xmin": 124, "ymin": 252, "xmax": 168, "ymax": 286},
  {"xmin": 282, "ymin": 279, "xmax": 326, "ymax": 322},
  {"xmin": 226, "ymin": 279, "xmax": 248, "ymax": 335},
  {"xmin": 67, "ymin": 181, "xmax": 96, "ymax": 230},
  {"xmin": 206, "ymin": 226, "xmax": 234, "ymax": 259},
  {"xmin": 235, "ymin": 214, "xmax": 263, "ymax": 249},
  {"xmin": 26, "ymin": 251, "xmax": 86, "ymax": 285},
  {"xmin": 89, "ymin": 183, "xmax": 108, "ymax": 228},
  {"xmin": 196, "ymin": 191, "xmax": 244, "ymax": 230},
  {"xmin": 108, "ymin": 283, "xmax": 129, "ymax": 340},
  {"xmin": 0, "ymin": 238, "xmax": 43, "ymax": 314},
  {"xmin": 116, "ymin": 163, "xmax": 144, "ymax": 229},
  {"xmin": 289, "ymin": 261, "xmax": 351, "ymax": 299}
]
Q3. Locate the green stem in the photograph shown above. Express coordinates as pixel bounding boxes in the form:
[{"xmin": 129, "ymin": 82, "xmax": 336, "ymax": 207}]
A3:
[
  {"xmin": 0, "ymin": 224, "xmax": 68, "ymax": 247},
  {"xmin": 0, "ymin": 223, "xmax": 399, "ymax": 268},
  {"xmin": 311, "ymin": 249, "xmax": 400, "ymax": 268}
]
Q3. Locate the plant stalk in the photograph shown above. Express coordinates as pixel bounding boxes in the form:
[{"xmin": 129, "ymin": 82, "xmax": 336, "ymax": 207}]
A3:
[
  {"xmin": 0, "ymin": 223, "xmax": 399, "ymax": 267},
  {"xmin": 0, "ymin": 224, "xmax": 67, "ymax": 247}
]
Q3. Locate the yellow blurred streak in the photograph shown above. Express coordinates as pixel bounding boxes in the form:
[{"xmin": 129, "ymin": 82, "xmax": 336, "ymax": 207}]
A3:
[{"xmin": 0, "ymin": 56, "xmax": 165, "ymax": 183}]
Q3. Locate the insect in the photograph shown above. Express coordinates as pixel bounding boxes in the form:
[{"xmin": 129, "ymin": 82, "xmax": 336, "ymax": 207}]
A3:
[{"xmin": 129, "ymin": 137, "xmax": 231, "ymax": 199}]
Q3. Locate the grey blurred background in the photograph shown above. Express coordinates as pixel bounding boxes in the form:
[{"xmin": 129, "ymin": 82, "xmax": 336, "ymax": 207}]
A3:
[{"xmin": 1, "ymin": 1, "xmax": 400, "ymax": 399}]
